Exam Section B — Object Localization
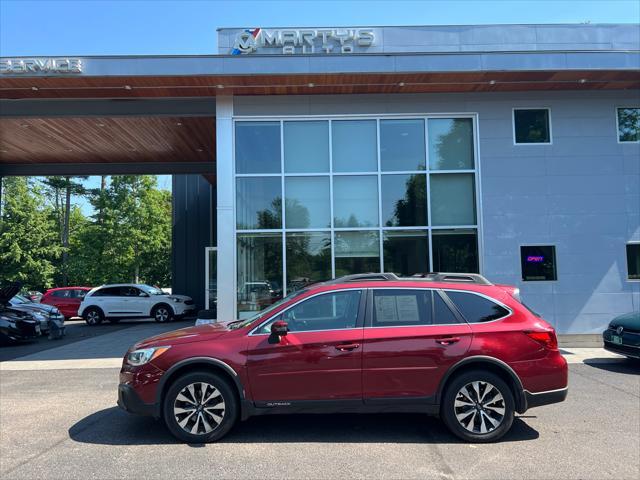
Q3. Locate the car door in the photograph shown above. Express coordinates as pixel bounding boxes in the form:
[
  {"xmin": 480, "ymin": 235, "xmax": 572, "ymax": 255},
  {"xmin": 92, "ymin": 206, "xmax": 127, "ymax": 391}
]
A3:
[
  {"xmin": 246, "ymin": 289, "xmax": 366, "ymax": 405},
  {"xmin": 91, "ymin": 287, "xmax": 121, "ymax": 315},
  {"xmin": 362, "ymin": 288, "xmax": 473, "ymax": 401},
  {"xmin": 122, "ymin": 287, "xmax": 146, "ymax": 316},
  {"xmin": 51, "ymin": 290, "xmax": 73, "ymax": 317}
]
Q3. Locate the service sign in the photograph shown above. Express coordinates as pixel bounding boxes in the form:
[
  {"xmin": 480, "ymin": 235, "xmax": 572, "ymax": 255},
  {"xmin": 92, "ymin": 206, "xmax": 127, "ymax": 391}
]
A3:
[
  {"xmin": 231, "ymin": 28, "xmax": 378, "ymax": 55},
  {"xmin": 0, "ymin": 58, "xmax": 83, "ymax": 74}
]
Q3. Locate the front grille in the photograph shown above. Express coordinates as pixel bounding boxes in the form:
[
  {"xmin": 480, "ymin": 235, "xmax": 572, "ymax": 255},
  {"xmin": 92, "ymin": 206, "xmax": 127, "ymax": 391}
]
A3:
[{"xmin": 604, "ymin": 341, "xmax": 640, "ymax": 357}]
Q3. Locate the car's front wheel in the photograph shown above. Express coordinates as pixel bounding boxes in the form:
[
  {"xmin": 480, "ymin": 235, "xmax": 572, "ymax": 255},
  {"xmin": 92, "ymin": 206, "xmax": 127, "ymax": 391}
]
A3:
[
  {"xmin": 83, "ymin": 308, "xmax": 104, "ymax": 326},
  {"xmin": 162, "ymin": 371, "xmax": 238, "ymax": 443},
  {"xmin": 441, "ymin": 370, "xmax": 515, "ymax": 443},
  {"xmin": 152, "ymin": 304, "xmax": 174, "ymax": 323}
]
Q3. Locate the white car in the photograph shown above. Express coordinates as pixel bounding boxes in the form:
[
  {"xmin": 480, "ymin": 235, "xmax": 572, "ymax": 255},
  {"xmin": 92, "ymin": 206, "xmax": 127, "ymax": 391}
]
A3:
[{"xmin": 78, "ymin": 284, "xmax": 195, "ymax": 325}]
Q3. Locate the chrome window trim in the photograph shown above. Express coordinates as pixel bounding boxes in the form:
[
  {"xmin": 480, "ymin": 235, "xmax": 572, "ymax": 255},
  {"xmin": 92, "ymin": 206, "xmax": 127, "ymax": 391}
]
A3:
[{"xmin": 248, "ymin": 287, "xmax": 365, "ymax": 336}]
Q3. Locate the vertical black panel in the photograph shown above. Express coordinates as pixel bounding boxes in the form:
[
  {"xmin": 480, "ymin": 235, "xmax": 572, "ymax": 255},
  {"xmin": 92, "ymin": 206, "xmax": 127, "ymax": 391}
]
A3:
[{"xmin": 172, "ymin": 174, "xmax": 213, "ymax": 310}]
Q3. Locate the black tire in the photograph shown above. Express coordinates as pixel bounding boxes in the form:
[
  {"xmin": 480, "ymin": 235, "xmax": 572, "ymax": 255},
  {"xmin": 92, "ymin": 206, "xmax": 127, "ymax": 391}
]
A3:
[
  {"xmin": 83, "ymin": 307, "xmax": 104, "ymax": 326},
  {"xmin": 162, "ymin": 371, "xmax": 238, "ymax": 443},
  {"xmin": 152, "ymin": 304, "xmax": 174, "ymax": 323},
  {"xmin": 441, "ymin": 370, "xmax": 515, "ymax": 443},
  {"xmin": 107, "ymin": 318, "xmax": 121, "ymax": 324}
]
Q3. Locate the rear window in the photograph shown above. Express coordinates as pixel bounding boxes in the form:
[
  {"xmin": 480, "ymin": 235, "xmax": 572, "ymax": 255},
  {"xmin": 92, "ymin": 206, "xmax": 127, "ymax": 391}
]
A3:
[{"xmin": 445, "ymin": 291, "xmax": 510, "ymax": 323}]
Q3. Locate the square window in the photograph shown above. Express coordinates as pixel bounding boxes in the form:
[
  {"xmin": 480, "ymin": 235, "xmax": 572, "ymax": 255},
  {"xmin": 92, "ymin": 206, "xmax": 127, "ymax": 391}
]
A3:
[
  {"xmin": 430, "ymin": 174, "xmax": 476, "ymax": 226},
  {"xmin": 617, "ymin": 108, "xmax": 640, "ymax": 143},
  {"xmin": 236, "ymin": 177, "xmax": 282, "ymax": 230},
  {"xmin": 333, "ymin": 175, "xmax": 379, "ymax": 227},
  {"xmin": 383, "ymin": 230, "xmax": 429, "ymax": 276},
  {"xmin": 514, "ymin": 109, "xmax": 551, "ymax": 144},
  {"xmin": 235, "ymin": 122, "xmax": 281, "ymax": 173},
  {"xmin": 521, "ymin": 245, "xmax": 557, "ymax": 281},
  {"xmin": 286, "ymin": 232, "xmax": 332, "ymax": 292},
  {"xmin": 380, "ymin": 119, "xmax": 426, "ymax": 171},
  {"xmin": 332, "ymin": 120, "xmax": 378, "ymax": 172},
  {"xmin": 334, "ymin": 231, "xmax": 380, "ymax": 276},
  {"xmin": 627, "ymin": 243, "xmax": 640, "ymax": 280},
  {"xmin": 432, "ymin": 229, "xmax": 479, "ymax": 273},
  {"xmin": 381, "ymin": 174, "xmax": 427, "ymax": 227},
  {"xmin": 285, "ymin": 177, "xmax": 330, "ymax": 229},
  {"xmin": 284, "ymin": 121, "xmax": 330, "ymax": 173},
  {"xmin": 428, "ymin": 118, "xmax": 474, "ymax": 170}
]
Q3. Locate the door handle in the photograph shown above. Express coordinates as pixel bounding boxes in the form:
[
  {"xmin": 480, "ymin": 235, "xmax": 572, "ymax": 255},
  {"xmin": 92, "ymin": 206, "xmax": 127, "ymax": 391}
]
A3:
[
  {"xmin": 435, "ymin": 337, "xmax": 461, "ymax": 345},
  {"xmin": 335, "ymin": 343, "xmax": 360, "ymax": 352}
]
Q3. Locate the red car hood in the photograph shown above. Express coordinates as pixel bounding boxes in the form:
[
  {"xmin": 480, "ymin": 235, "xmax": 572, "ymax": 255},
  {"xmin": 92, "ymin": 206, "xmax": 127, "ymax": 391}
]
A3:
[{"xmin": 134, "ymin": 322, "xmax": 233, "ymax": 348}]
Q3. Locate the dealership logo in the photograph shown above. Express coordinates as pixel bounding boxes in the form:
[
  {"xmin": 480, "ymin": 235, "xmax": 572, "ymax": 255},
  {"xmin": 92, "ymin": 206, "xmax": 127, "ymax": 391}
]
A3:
[
  {"xmin": 0, "ymin": 58, "xmax": 83, "ymax": 74},
  {"xmin": 230, "ymin": 28, "xmax": 376, "ymax": 55}
]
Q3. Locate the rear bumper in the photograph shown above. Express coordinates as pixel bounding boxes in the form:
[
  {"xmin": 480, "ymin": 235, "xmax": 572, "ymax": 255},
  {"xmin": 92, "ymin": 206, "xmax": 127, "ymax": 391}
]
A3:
[
  {"xmin": 117, "ymin": 384, "xmax": 158, "ymax": 417},
  {"xmin": 524, "ymin": 387, "xmax": 568, "ymax": 409}
]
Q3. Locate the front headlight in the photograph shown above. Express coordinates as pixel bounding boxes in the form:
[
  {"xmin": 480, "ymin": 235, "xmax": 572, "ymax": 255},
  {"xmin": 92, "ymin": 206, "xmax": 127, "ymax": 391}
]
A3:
[
  {"xmin": 32, "ymin": 312, "xmax": 46, "ymax": 321},
  {"xmin": 126, "ymin": 346, "xmax": 171, "ymax": 366},
  {"xmin": 168, "ymin": 297, "xmax": 183, "ymax": 303}
]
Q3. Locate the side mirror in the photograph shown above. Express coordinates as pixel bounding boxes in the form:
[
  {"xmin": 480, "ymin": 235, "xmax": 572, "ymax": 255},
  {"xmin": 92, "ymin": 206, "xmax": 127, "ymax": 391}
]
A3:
[{"xmin": 268, "ymin": 320, "xmax": 288, "ymax": 344}]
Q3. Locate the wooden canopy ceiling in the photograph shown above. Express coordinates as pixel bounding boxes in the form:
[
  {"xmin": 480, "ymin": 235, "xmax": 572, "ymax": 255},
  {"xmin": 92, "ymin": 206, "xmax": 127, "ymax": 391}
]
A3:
[
  {"xmin": 0, "ymin": 70, "xmax": 638, "ymax": 99},
  {"xmin": 0, "ymin": 116, "xmax": 215, "ymax": 173}
]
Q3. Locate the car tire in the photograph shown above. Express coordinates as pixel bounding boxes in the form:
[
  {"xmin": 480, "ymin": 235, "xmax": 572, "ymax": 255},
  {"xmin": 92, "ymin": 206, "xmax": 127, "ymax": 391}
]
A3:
[
  {"xmin": 441, "ymin": 370, "xmax": 515, "ymax": 443},
  {"xmin": 83, "ymin": 307, "xmax": 104, "ymax": 326},
  {"xmin": 152, "ymin": 304, "xmax": 174, "ymax": 323},
  {"xmin": 162, "ymin": 371, "xmax": 238, "ymax": 443}
]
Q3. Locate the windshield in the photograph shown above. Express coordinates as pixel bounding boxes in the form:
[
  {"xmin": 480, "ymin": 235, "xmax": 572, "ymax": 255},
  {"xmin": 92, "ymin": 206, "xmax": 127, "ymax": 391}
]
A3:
[
  {"xmin": 138, "ymin": 285, "xmax": 165, "ymax": 296},
  {"xmin": 12, "ymin": 294, "xmax": 30, "ymax": 304},
  {"xmin": 228, "ymin": 288, "xmax": 310, "ymax": 330}
]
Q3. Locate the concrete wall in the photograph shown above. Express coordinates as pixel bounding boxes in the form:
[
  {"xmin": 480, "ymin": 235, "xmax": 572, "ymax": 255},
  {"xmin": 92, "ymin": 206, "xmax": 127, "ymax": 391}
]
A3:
[
  {"xmin": 232, "ymin": 90, "xmax": 640, "ymax": 333},
  {"xmin": 172, "ymin": 174, "xmax": 213, "ymax": 310}
]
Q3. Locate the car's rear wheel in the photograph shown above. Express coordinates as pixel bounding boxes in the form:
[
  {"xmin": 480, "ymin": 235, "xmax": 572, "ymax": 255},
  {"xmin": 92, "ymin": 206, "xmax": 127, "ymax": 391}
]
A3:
[
  {"xmin": 152, "ymin": 304, "xmax": 173, "ymax": 323},
  {"xmin": 162, "ymin": 371, "xmax": 237, "ymax": 443},
  {"xmin": 83, "ymin": 308, "xmax": 104, "ymax": 326},
  {"xmin": 441, "ymin": 370, "xmax": 515, "ymax": 443}
]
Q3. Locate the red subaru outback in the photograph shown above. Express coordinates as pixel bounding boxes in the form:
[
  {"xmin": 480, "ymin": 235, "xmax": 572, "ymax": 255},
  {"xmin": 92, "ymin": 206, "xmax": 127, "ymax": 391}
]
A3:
[{"xmin": 118, "ymin": 273, "xmax": 568, "ymax": 443}]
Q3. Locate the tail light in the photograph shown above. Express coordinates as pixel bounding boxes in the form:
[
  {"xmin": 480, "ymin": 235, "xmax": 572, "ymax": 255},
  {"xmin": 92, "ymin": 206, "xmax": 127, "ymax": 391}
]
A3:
[{"xmin": 525, "ymin": 330, "xmax": 558, "ymax": 350}]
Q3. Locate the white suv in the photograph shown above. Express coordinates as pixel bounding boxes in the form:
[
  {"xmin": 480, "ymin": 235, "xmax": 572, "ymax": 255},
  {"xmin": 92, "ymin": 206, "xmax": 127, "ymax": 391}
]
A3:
[{"xmin": 79, "ymin": 284, "xmax": 195, "ymax": 325}]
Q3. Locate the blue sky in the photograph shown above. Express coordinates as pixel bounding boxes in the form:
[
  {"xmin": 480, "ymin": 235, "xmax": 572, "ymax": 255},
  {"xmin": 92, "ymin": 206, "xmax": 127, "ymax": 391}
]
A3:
[
  {"xmin": 3, "ymin": 0, "xmax": 638, "ymax": 214},
  {"xmin": 1, "ymin": 0, "xmax": 639, "ymax": 56}
]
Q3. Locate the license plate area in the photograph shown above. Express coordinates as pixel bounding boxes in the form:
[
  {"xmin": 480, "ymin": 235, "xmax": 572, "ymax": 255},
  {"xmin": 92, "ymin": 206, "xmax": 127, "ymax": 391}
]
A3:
[{"xmin": 611, "ymin": 335, "xmax": 622, "ymax": 345}]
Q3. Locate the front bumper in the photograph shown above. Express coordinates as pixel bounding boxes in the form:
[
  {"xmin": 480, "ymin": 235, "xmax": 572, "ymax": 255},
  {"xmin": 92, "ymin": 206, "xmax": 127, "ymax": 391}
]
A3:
[
  {"xmin": 603, "ymin": 341, "xmax": 640, "ymax": 359},
  {"xmin": 524, "ymin": 387, "xmax": 568, "ymax": 409},
  {"xmin": 117, "ymin": 384, "xmax": 158, "ymax": 417}
]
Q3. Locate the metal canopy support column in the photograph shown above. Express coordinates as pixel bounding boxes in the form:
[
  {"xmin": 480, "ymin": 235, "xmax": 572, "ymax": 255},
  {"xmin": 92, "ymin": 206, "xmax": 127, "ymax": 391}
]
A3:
[{"xmin": 215, "ymin": 95, "xmax": 235, "ymax": 320}]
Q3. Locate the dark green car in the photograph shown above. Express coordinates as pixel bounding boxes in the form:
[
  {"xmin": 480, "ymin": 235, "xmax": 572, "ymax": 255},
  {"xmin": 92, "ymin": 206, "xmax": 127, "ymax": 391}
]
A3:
[{"xmin": 603, "ymin": 312, "xmax": 640, "ymax": 360}]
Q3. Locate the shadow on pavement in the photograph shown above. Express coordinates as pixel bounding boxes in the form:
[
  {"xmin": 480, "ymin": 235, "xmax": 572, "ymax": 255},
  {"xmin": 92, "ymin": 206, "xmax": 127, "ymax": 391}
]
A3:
[
  {"xmin": 69, "ymin": 407, "xmax": 539, "ymax": 446},
  {"xmin": 583, "ymin": 359, "xmax": 639, "ymax": 375}
]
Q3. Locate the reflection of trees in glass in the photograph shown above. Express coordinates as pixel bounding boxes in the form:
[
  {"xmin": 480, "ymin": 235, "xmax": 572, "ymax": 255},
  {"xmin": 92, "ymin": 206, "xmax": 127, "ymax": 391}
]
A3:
[
  {"xmin": 286, "ymin": 233, "xmax": 331, "ymax": 291},
  {"xmin": 335, "ymin": 213, "xmax": 375, "ymax": 228},
  {"xmin": 387, "ymin": 175, "xmax": 426, "ymax": 226},
  {"xmin": 285, "ymin": 198, "xmax": 310, "ymax": 228},
  {"xmin": 432, "ymin": 118, "xmax": 474, "ymax": 169},
  {"xmin": 618, "ymin": 108, "xmax": 640, "ymax": 142},
  {"xmin": 253, "ymin": 197, "xmax": 282, "ymax": 229},
  {"xmin": 236, "ymin": 233, "xmax": 282, "ymax": 310}
]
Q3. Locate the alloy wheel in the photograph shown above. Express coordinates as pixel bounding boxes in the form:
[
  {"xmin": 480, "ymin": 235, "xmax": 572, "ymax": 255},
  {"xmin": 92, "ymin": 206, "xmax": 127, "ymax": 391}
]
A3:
[
  {"xmin": 86, "ymin": 311, "xmax": 100, "ymax": 325},
  {"xmin": 155, "ymin": 308, "xmax": 169, "ymax": 322},
  {"xmin": 453, "ymin": 381, "xmax": 506, "ymax": 434},
  {"xmin": 173, "ymin": 382, "xmax": 226, "ymax": 435}
]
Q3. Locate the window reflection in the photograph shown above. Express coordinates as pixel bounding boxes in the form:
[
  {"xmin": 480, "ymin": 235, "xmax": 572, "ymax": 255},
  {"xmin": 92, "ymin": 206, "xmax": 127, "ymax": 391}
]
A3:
[
  {"xmin": 333, "ymin": 176, "xmax": 379, "ymax": 227},
  {"xmin": 428, "ymin": 118, "xmax": 474, "ymax": 170},
  {"xmin": 334, "ymin": 231, "xmax": 380, "ymax": 276},
  {"xmin": 236, "ymin": 177, "xmax": 282, "ymax": 229},
  {"xmin": 381, "ymin": 174, "xmax": 427, "ymax": 227},
  {"xmin": 432, "ymin": 229, "xmax": 479, "ymax": 273},
  {"xmin": 285, "ymin": 177, "xmax": 331, "ymax": 229},
  {"xmin": 380, "ymin": 119, "xmax": 426, "ymax": 171},
  {"xmin": 383, "ymin": 230, "xmax": 429, "ymax": 275},
  {"xmin": 286, "ymin": 232, "xmax": 332, "ymax": 292},
  {"xmin": 235, "ymin": 122, "xmax": 281, "ymax": 174}
]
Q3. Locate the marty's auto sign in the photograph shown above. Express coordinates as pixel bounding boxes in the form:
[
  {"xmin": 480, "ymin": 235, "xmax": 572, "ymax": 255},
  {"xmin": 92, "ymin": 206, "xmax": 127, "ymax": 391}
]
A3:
[{"xmin": 231, "ymin": 28, "xmax": 377, "ymax": 55}]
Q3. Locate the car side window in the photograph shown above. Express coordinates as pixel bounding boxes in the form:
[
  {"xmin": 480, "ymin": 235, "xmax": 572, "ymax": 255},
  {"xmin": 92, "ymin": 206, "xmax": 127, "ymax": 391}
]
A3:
[
  {"xmin": 122, "ymin": 287, "xmax": 142, "ymax": 297},
  {"xmin": 94, "ymin": 287, "xmax": 120, "ymax": 297},
  {"xmin": 433, "ymin": 291, "xmax": 461, "ymax": 325},
  {"xmin": 257, "ymin": 290, "xmax": 362, "ymax": 334},
  {"xmin": 444, "ymin": 291, "xmax": 510, "ymax": 323},
  {"xmin": 372, "ymin": 289, "xmax": 432, "ymax": 326},
  {"xmin": 74, "ymin": 289, "xmax": 87, "ymax": 299},
  {"xmin": 52, "ymin": 290, "xmax": 70, "ymax": 298}
]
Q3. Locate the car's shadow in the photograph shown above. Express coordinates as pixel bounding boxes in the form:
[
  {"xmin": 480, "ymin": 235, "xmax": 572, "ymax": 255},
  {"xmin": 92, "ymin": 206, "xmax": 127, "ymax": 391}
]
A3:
[
  {"xmin": 583, "ymin": 359, "xmax": 639, "ymax": 375},
  {"xmin": 68, "ymin": 407, "xmax": 539, "ymax": 446}
]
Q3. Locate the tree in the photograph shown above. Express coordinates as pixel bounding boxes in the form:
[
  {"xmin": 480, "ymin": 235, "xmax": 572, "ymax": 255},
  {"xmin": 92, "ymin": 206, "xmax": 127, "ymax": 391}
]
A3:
[{"xmin": 0, "ymin": 177, "xmax": 61, "ymax": 289}]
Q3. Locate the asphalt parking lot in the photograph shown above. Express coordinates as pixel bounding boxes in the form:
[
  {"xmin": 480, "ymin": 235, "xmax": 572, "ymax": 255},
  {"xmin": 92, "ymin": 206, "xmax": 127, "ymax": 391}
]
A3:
[{"xmin": 1, "ymin": 323, "xmax": 638, "ymax": 480}]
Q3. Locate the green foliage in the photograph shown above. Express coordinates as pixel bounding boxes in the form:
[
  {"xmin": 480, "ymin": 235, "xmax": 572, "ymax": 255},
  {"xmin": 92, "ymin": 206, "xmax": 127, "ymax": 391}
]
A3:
[
  {"xmin": 0, "ymin": 175, "xmax": 172, "ymax": 291},
  {"xmin": 0, "ymin": 177, "xmax": 61, "ymax": 289}
]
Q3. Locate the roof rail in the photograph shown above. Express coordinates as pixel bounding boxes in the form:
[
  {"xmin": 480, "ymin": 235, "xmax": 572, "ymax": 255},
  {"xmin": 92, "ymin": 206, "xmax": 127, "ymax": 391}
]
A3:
[
  {"xmin": 326, "ymin": 272, "xmax": 400, "ymax": 284},
  {"xmin": 410, "ymin": 272, "xmax": 493, "ymax": 285}
]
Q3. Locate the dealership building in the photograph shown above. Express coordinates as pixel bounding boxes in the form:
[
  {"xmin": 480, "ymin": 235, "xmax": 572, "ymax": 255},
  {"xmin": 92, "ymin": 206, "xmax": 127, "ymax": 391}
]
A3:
[{"xmin": 0, "ymin": 23, "xmax": 639, "ymax": 333}]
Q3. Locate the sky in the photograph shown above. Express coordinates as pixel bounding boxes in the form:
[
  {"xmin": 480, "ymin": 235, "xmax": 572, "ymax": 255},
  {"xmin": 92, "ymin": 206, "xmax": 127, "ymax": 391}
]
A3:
[
  {"xmin": 2, "ymin": 0, "xmax": 639, "ymax": 214},
  {"xmin": 1, "ymin": 0, "xmax": 639, "ymax": 57}
]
